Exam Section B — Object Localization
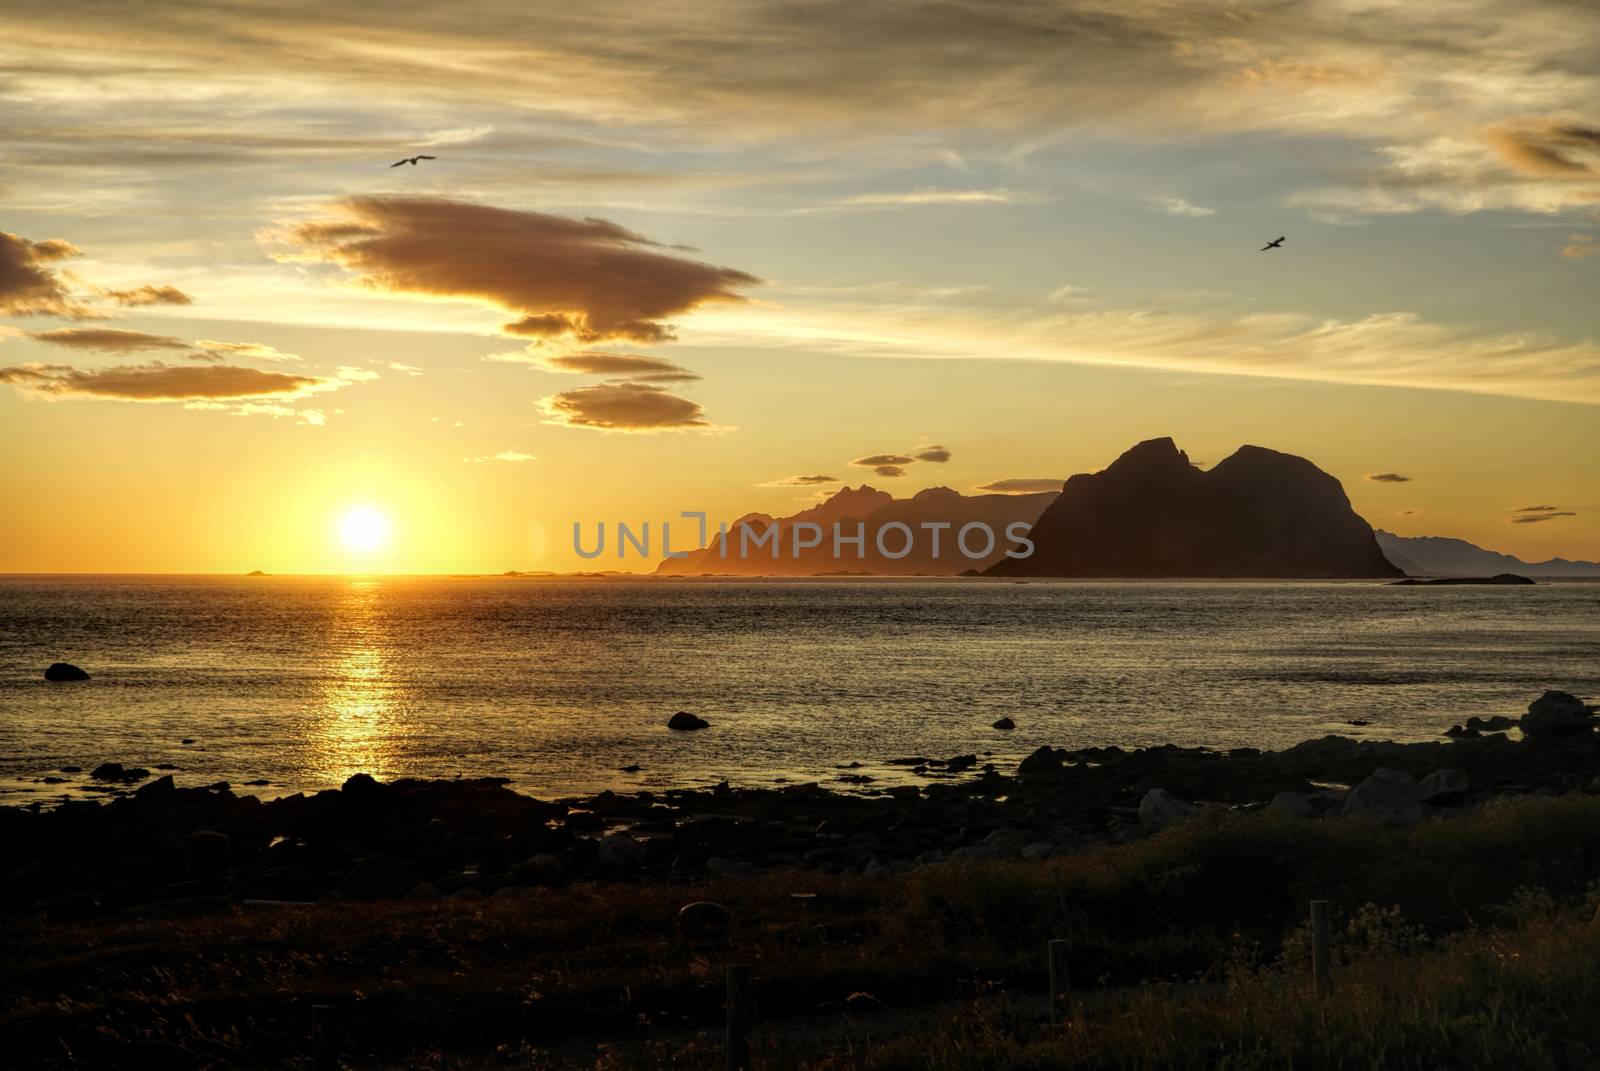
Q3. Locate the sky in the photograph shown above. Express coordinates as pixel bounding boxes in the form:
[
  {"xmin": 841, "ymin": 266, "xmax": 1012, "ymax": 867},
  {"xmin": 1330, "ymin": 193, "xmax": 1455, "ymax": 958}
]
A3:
[{"xmin": 0, "ymin": 0, "xmax": 1596, "ymax": 573}]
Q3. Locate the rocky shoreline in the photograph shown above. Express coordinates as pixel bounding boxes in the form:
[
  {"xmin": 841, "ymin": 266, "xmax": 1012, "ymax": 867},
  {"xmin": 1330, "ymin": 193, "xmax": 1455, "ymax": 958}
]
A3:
[{"xmin": 3, "ymin": 690, "xmax": 1594, "ymax": 923}]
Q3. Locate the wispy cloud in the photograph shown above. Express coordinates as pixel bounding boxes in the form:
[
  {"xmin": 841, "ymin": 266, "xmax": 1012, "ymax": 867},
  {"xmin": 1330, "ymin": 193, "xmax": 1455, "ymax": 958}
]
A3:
[
  {"xmin": 1365, "ymin": 472, "xmax": 1411, "ymax": 483},
  {"xmin": 465, "ymin": 450, "xmax": 537, "ymax": 462},
  {"xmin": 826, "ymin": 188, "xmax": 1040, "ymax": 209},
  {"xmin": 760, "ymin": 474, "xmax": 840, "ymax": 487},
  {"xmin": 974, "ymin": 478, "xmax": 1063, "ymax": 495},
  {"xmin": 1563, "ymin": 234, "xmax": 1600, "ymax": 259},
  {"xmin": 1152, "ymin": 196, "xmax": 1216, "ymax": 218}
]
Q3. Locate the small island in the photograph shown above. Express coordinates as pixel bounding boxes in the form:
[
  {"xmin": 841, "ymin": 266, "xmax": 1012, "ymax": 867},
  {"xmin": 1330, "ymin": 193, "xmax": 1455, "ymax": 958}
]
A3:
[{"xmin": 1392, "ymin": 573, "xmax": 1534, "ymax": 586}]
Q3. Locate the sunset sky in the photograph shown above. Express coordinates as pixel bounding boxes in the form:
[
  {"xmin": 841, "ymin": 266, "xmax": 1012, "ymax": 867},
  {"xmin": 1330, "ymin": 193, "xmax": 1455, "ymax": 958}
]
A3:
[{"xmin": 1, "ymin": 0, "xmax": 1596, "ymax": 573}]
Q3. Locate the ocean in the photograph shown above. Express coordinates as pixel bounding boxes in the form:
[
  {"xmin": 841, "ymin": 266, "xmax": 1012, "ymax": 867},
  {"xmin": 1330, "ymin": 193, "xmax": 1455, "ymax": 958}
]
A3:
[{"xmin": 1, "ymin": 575, "xmax": 1596, "ymax": 806}]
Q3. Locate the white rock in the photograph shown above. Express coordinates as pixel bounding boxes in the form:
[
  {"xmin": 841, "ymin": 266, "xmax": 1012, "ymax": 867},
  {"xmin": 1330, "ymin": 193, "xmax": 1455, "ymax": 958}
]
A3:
[
  {"xmin": 1342, "ymin": 768, "xmax": 1423, "ymax": 824},
  {"xmin": 1139, "ymin": 788, "xmax": 1194, "ymax": 830}
]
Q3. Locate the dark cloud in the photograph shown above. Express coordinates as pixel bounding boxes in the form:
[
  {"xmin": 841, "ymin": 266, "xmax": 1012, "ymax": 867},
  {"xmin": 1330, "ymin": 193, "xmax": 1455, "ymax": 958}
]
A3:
[
  {"xmin": 761, "ymin": 474, "xmax": 840, "ymax": 486},
  {"xmin": 974, "ymin": 478, "xmax": 1064, "ymax": 494},
  {"xmin": 101, "ymin": 284, "xmax": 193, "ymax": 307},
  {"xmin": 282, "ymin": 197, "xmax": 759, "ymax": 344},
  {"xmin": 1485, "ymin": 121, "xmax": 1600, "ymax": 178},
  {"xmin": 1512, "ymin": 504, "xmax": 1561, "ymax": 512},
  {"xmin": 872, "ymin": 465, "xmax": 907, "ymax": 477},
  {"xmin": 538, "ymin": 381, "xmax": 710, "ymax": 432},
  {"xmin": 851, "ymin": 453, "xmax": 914, "ymax": 468},
  {"xmin": 1365, "ymin": 472, "xmax": 1411, "ymax": 483},
  {"xmin": 1510, "ymin": 511, "xmax": 1577, "ymax": 524},
  {"xmin": 28, "ymin": 327, "xmax": 191, "ymax": 352},
  {"xmin": 0, "ymin": 361, "xmax": 328, "ymax": 400},
  {"xmin": 533, "ymin": 350, "xmax": 699, "ymax": 382},
  {"xmin": 914, "ymin": 444, "xmax": 952, "ymax": 462},
  {"xmin": 0, "ymin": 230, "xmax": 89, "ymax": 317}
]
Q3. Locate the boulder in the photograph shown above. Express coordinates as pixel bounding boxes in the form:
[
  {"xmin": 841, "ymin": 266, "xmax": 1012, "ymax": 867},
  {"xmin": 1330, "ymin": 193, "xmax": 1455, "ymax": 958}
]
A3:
[
  {"xmin": 1419, "ymin": 768, "xmax": 1470, "ymax": 805},
  {"xmin": 1342, "ymin": 768, "xmax": 1423, "ymax": 823},
  {"xmin": 1268, "ymin": 791, "xmax": 1315, "ymax": 819},
  {"xmin": 338, "ymin": 855, "xmax": 412, "ymax": 901},
  {"xmin": 667, "ymin": 711, "xmax": 710, "ymax": 731},
  {"xmin": 1138, "ymin": 788, "xmax": 1194, "ymax": 830},
  {"xmin": 134, "ymin": 775, "xmax": 176, "ymax": 800},
  {"xmin": 678, "ymin": 900, "xmax": 730, "ymax": 940},
  {"xmin": 594, "ymin": 833, "xmax": 642, "ymax": 871},
  {"xmin": 1017, "ymin": 746, "xmax": 1062, "ymax": 778},
  {"xmin": 44, "ymin": 662, "xmax": 90, "ymax": 682},
  {"xmin": 511, "ymin": 853, "xmax": 564, "ymax": 886},
  {"xmin": 991, "ymin": 717, "xmax": 1016, "ymax": 730},
  {"xmin": 1522, "ymin": 691, "xmax": 1594, "ymax": 742},
  {"xmin": 90, "ymin": 762, "xmax": 150, "ymax": 783}
]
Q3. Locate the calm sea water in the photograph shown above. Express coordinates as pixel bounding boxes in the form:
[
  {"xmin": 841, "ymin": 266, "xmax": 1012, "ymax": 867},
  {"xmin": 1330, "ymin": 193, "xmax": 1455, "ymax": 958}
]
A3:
[{"xmin": 1, "ymin": 576, "xmax": 1596, "ymax": 806}]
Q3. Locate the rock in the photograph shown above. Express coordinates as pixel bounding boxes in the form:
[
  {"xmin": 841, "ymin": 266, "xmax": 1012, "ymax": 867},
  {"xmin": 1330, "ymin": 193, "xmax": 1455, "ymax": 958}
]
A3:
[
  {"xmin": 1419, "ymin": 768, "xmax": 1470, "ymax": 805},
  {"xmin": 511, "ymin": 853, "xmax": 564, "ymax": 886},
  {"xmin": 1522, "ymin": 691, "xmax": 1594, "ymax": 742},
  {"xmin": 595, "ymin": 833, "xmax": 642, "ymax": 871},
  {"xmin": 405, "ymin": 881, "xmax": 440, "ymax": 900},
  {"xmin": 135, "ymin": 775, "xmax": 176, "ymax": 799},
  {"xmin": 862, "ymin": 859, "xmax": 888, "ymax": 878},
  {"xmin": 44, "ymin": 662, "xmax": 90, "ymax": 682},
  {"xmin": 181, "ymin": 830, "xmax": 232, "ymax": 857},
  {"xmin": 1444, "ymin": 724, "xmax": 1479, "ymax": 739},
  {"xmin": 1268, "ymin": 791, "xmax": 1315, "ymax": 819},
  {"xmin": 678, "ymin": 900, "xmax": 730, "ymax": 940},
  {"xmin": 845, "ymin": 991, "xmax": 884, "ymax": 1012},
  {"xmin": 338, "ymin": 855, "xmax": 412, "ymax": 901},
  {"xmin": 1342, "ymin": 768, "xmax": 1423, "ymax": 823},
  {"xmin": 89, "ymin": 762, "xmax": 149, "ymax": 783},
  {"xmin": 1138, "ymin": 788, "xmax": 1194, "ymax": 830},
  {"xmin": 667, "ymin": 711, "xmax": 709, "ymax": 731},
  {"xmin": 1021, "ymin": 841, "xmax": 1055, "ymax": 860},
  {"xmin": 1017, "ymin": 745, "xmax": 1062, "ymax": 778},
  {"xmin": 992, "ymin": 717, "xmax": 1016, "ymax": 730}
]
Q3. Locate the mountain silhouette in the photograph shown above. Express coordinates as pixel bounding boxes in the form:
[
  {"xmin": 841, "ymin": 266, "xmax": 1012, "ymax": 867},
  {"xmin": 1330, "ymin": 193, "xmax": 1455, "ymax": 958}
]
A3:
[
  {"xmin": 1375, "ymin": 531, "xmax": 1600, "ymax": 578},
  {"xmin": 656, "ymin": 484, "xmax": 1057, "ymax": 576},
  {"xmin": 987, "ymin": 437, "xmax": 1400, "ymax": 578}
]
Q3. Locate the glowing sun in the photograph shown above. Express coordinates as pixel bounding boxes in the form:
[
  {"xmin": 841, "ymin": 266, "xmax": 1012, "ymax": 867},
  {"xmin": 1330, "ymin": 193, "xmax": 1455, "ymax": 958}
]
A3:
[{"xmin": 336, "ymin": 504, "xmax": 392, "ymax": 553}]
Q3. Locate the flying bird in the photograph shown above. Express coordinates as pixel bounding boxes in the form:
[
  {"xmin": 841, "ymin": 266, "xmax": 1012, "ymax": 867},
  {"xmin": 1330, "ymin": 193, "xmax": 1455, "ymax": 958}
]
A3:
[
  {"xmin": 1260, "ymin": 236, "xmax": 1286, "ymax": 251},
  {"xmin": 390, "ymin": 155, "xmax": 436, "ymax": 168}
]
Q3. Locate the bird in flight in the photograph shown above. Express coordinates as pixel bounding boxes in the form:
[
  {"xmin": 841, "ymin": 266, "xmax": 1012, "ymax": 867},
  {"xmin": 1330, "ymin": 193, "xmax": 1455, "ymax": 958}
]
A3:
[
  {"xmin": 390, "ymin": 155, "xmax": 436, "ymax": 168},
  {"xmin": 1260, "ymin": 236, "xmax": 1286, "ymax": 251}
]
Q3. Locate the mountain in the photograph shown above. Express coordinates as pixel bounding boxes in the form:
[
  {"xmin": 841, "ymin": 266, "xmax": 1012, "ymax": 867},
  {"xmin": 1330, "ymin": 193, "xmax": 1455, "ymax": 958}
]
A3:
[
  {"xmin": 987, "ymin": 437, "xmax": 1401, "ymax": 578},
  {"xmin": 656, "ymin": 484, "xmax": 1058, "ymax": 576},
  {"xmin": 1375, "ymin": 531, "xmax": 1600, "ymax": 578}
]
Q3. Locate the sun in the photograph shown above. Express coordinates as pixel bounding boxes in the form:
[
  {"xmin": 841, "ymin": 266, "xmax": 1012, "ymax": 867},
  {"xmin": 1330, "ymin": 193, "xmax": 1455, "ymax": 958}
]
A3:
[{"xmin": 336, "ymin": 504, "xmax": 392, "ymax": 554}]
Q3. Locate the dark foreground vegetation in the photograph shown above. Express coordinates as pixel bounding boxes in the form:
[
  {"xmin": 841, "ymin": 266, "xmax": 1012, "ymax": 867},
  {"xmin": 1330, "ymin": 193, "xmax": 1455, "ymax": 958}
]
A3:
[
  {"xmin": 8, "ymin": 789, "xmax": 1600, "ymax": 1069},
  {"xmin": 5, "ymin": 690, "xmax": 1598, "ymax": 1067}
]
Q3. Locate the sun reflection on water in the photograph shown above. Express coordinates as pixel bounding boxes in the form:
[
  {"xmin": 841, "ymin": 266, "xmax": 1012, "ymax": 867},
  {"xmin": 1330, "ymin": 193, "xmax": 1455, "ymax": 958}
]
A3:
[{"xmin": 310, "ymin": 580, "xmax": 404, "ymax": 785}]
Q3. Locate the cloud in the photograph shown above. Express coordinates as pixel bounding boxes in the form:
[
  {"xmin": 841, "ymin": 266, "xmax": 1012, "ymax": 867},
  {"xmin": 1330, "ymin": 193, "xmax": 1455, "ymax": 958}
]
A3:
[
  {"xmin": 720, "ymin": 295, "xmax": 1600, "ymax": 406},
  {"xmin": 1563, "ymin": 234, "xmax": 1600, "ymax": 259},
  {"xmin": 827, "ymin": 189, "xmax": 1036, "ymax": 209},
  {"xmin": 195, "ymin": 340, "xmax": 300, "ymax": 362},
  {"xmin": 1484, "ymin": 121, "xmax": 1600, "ymax": 179},
  {"xmin": 870, "ymin": 465, "xmax": 906, "ymax": 477},
  {"xmin": 279, "ymin": 196, "xmax": 759, "ymax": 344},
  {"xmin": 914, "ymin": 444, "xmax": 952, "ymax": 463},
  {"xmin": 974, "ymin": 478, "xmax": 1064, "ymax": 494},
  {"xmin": 1510, "ymin": 511, "xmax": 1577, "ymax": 523},
  {"xmin": 1152, "ymin": 196, "xmax": 1216, "ymax": 218},
  {"xmin": 509, "ymin": 349, "xmax": 700, "ymax": 382},
  {"xmin": 852, "ymin": 453, "xmax": 914, "ymax": 468},
  {"xmin": 537, "ymin": 381, "xmax": 712, "ymax": 432},
  {"xmin": 1512, "ymin": 504, "xmax": 1561, "ymax": 512},
  {"xmin": 100, "ymin": 284, "xmax": 193, "ymax": 307},
  {"xmin": 26, "ymin": 327, "xmax": 191, "ymax": 352},
  {"xmin": 1365, "ymin": 472, "xmax": 1412, "ymax": 483},
  {"xmin": 0, "ymin": 230, "xmax": 89, "ymax": 317},
  {"xmin": 389, "ymin": 361, "xmax": 423, "ymax": 375},
  {"xmin": 465, "ymin": 450, "xmax": 537, "ymax": 462},
  {"xmin": 760, "ymin": 474, "xmax": 840, "ymax": 487},
  {"xmin": 0, "ymin": 361, "xmax": 332, "ymax": 401}
]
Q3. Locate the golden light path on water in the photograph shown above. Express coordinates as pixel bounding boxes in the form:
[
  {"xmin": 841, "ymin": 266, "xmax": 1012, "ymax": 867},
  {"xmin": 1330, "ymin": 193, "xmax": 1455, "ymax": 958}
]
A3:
[{"xmin": 309, "ymin": 579, "xmax": 405, "ymax": 784}]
